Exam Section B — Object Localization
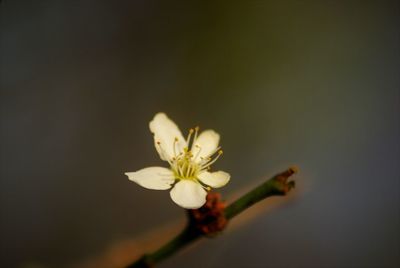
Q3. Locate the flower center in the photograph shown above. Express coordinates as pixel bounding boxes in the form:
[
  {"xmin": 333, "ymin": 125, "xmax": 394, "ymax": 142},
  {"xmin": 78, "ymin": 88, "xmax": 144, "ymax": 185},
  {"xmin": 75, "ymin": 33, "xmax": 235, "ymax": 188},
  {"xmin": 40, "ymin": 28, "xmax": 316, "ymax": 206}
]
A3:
[
  {"xmin": 162, "ymin": 127, "xmax": 223, "ymax": 181},
  {"xmin": 172, "ymin": 149, "xmax": 200, "ymax": 180}
]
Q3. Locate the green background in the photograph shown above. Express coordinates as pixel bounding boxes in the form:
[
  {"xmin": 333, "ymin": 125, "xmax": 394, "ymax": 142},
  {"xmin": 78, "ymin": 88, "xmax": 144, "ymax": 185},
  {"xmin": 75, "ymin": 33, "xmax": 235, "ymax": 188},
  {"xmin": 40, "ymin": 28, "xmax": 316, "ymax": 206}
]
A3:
[{"xmin": 1, "ymin": 1, "xmax": 399, "ymax": 267}]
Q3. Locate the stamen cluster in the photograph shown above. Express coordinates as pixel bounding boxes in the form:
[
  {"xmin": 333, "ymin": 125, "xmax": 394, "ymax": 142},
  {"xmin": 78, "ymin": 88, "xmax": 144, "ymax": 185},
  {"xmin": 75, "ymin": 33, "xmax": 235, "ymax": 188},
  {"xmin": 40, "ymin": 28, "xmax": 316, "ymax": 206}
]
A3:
[{"xmin": 157, "ymin": 127, "xmax": 223, "ymax": 181}]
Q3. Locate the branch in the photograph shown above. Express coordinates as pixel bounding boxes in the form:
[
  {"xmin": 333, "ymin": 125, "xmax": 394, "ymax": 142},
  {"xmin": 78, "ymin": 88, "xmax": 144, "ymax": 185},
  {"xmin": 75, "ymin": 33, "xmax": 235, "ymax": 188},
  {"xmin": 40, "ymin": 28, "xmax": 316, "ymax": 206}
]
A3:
[{"xmin": 127, "ymin": 167, "xmax": 298, "ymax": 268}]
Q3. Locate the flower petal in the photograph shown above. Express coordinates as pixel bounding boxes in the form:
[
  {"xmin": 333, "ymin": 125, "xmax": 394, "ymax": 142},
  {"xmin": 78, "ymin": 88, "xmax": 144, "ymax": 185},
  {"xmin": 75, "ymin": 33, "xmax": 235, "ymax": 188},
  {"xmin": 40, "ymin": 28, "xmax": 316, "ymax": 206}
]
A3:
[
  {"xmin": 170, "ymin": 180, "xmax": 207, "ymax": 209},
  {"xmin": 191, "ymin": 130, "xmax": 220, "ymax": 163},
  {"xmin": 125, "ymin": 167, "xmax": 175, "ymax": 190},
  {"xmin": 198, "ymin": 171, "xmax": 230, "ymax": 188},
  {"xmin": 149, "ymin": 113, "xmax": 187, "ymax": 161}
]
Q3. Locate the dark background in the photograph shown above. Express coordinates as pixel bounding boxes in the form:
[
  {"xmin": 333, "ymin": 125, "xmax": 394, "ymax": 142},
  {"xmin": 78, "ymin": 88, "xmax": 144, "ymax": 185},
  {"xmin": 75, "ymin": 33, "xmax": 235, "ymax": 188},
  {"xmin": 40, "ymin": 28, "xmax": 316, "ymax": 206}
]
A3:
[{"xmin": 1, "ymin": 1, "xmax": 399, "ymax": 267}]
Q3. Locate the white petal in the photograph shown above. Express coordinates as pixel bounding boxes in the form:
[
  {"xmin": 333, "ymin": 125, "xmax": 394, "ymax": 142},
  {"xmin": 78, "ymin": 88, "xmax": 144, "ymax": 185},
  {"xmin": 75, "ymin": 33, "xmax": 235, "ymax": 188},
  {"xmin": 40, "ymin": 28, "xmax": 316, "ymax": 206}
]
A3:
[
  {"xmin": 191, "ymin": 130, "xmax": 220, "ymax": 163},
  {"xmin": 198, "ymin": 171, "xmax": 230, "ymax": 188},
  {"xmin": 125, "ymin": 167, "xmax": 175, "ymax": 190},
  {"xmin": 170, "ymin": 180, "xmax": 207, "ymax": 209},
  {"xmin": 149, "ymin": 113, "xmax": 187, "ymax": 161}
]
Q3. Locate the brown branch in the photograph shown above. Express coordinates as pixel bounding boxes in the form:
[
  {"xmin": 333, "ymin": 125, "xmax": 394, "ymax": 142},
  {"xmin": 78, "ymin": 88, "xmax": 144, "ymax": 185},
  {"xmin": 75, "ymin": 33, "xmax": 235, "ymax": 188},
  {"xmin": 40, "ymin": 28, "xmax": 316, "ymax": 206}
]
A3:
[{"xmin": 127, "ymin": 167, "xmax": 298, "ymax": 268}]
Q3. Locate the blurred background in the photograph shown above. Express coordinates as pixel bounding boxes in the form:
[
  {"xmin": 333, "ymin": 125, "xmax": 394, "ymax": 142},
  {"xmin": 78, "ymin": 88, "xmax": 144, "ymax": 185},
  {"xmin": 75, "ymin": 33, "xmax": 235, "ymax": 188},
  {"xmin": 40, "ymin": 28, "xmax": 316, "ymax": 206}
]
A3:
[{"xmin": 1, "ymin": 0, "xmax": 399, "ymax": 267}]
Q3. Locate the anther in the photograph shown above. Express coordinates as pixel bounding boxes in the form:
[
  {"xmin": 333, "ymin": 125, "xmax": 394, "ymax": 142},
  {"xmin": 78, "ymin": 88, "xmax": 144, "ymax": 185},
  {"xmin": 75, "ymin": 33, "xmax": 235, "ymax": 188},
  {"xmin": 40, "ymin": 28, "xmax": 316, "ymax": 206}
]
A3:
[
  {"xmin": 200, "ymin": 149, "xmax": 223, "ymax": 170},
  {"xmin": 192, "ymin": 144, "xmax": 202, "ymax": 161},
  {"xmin": 173, "ymin": 138, "xmax": 180, "ymax": 157},
  {"xmin": 186, "ymin": 128, "xmax": 195, "ymax": 145},
  {"xmin": 191, "ymin": 126, "xmax": 200, "ymax": 150}
]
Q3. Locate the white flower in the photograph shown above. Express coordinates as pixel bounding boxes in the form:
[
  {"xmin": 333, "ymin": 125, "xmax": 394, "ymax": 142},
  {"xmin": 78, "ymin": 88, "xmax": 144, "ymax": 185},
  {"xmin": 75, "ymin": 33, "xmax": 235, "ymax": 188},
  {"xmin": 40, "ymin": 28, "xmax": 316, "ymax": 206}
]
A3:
[{"xmin": 125, "ymin": 113, "xmax": 230, "ymax": 209}]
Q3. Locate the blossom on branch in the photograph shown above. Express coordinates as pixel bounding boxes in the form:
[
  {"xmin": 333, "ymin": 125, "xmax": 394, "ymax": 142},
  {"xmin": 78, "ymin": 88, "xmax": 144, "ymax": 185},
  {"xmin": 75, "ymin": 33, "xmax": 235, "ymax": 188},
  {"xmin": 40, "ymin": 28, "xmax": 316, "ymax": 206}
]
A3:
[{"xmin": 125, "ymin": 113, "xmax": 230, "ymax": 209}]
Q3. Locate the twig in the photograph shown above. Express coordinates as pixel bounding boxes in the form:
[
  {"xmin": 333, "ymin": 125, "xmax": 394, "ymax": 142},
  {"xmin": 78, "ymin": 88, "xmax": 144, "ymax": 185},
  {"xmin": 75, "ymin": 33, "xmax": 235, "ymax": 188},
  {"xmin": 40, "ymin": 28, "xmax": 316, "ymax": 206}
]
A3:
[{"xmin": 127, "ymin": 167, "xmax": 298, "ymax": 268}]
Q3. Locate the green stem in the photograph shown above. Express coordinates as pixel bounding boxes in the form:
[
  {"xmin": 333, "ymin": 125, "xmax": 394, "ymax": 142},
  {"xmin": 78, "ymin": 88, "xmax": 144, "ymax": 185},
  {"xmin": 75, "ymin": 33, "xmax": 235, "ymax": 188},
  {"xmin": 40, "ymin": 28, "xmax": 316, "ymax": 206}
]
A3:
[
  {"xmin": 127, "ymin": 226, "xmax": 200, "ymax": 268},
  {"xmin": 127, "ymin": 167, "xmax": 297, "ymax": 268},
  {"xmin": 225, "ymin": 167, "xmax": 297, "ymax": 219}
]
